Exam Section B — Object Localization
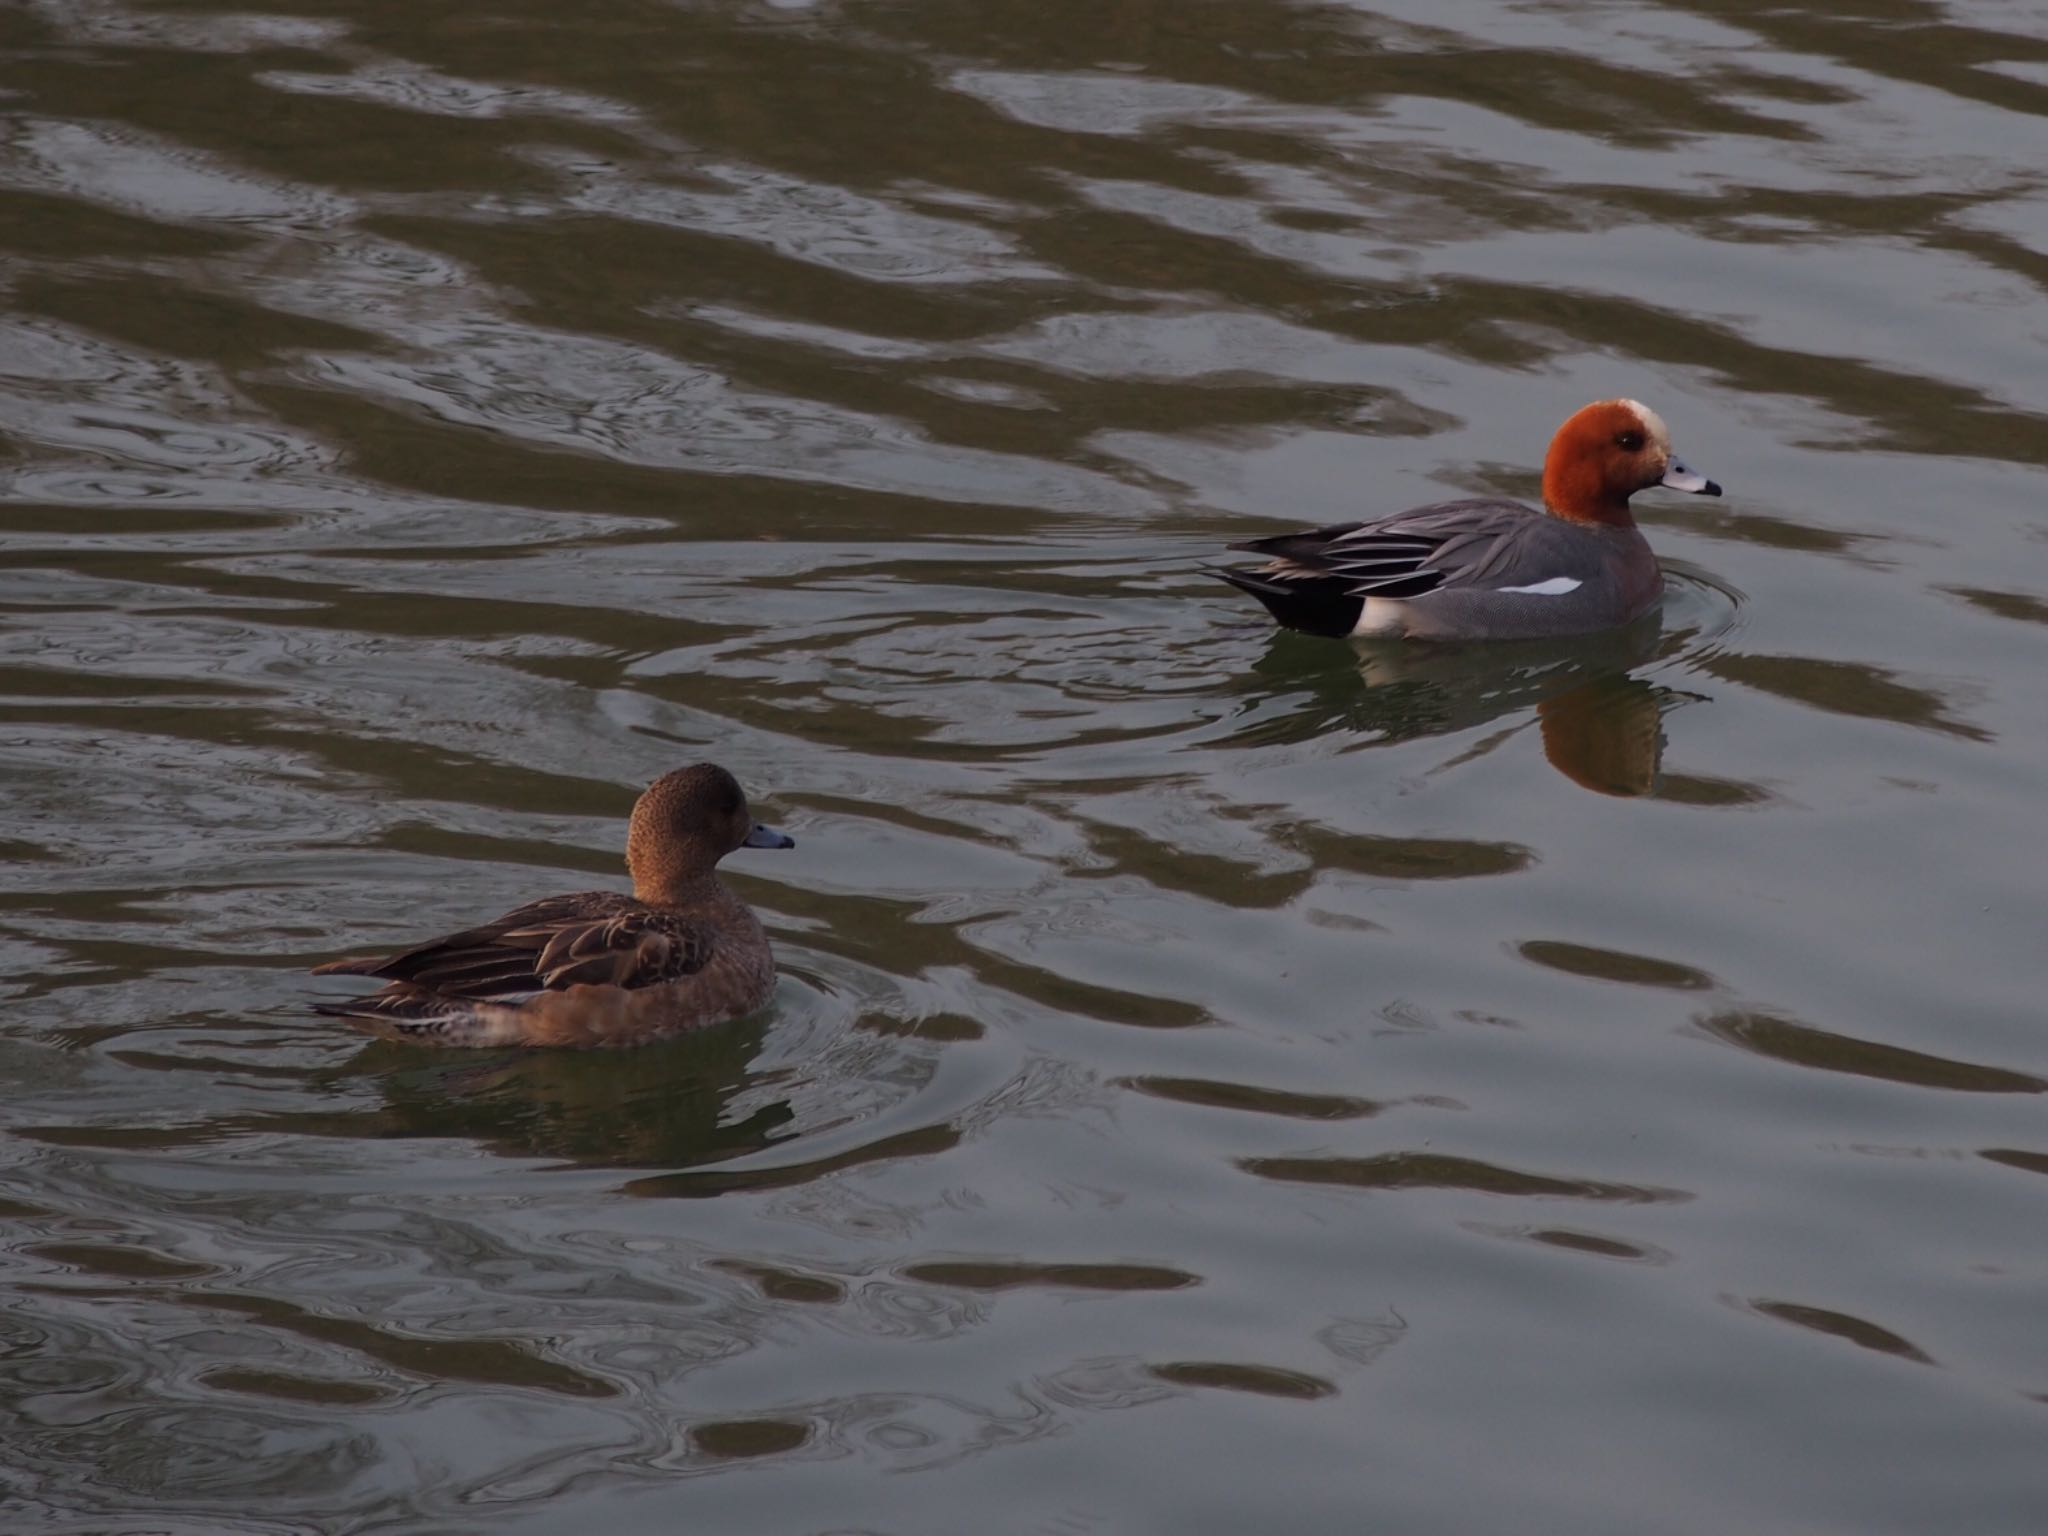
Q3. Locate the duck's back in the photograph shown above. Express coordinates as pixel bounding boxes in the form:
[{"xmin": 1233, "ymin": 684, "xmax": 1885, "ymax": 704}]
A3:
[{"xmin": 1220, "ymin": 498, "xmax": 1660, "ymax": 641}]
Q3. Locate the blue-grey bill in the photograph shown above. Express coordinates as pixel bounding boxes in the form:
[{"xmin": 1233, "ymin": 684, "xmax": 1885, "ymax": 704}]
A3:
[
  {"xmin": 1661, "ymin": 459, "xmax": 1721, "ymax": 496},
  {"xmin": 743, "ymin": 823, "xmax": 795, "ymax": 849}
]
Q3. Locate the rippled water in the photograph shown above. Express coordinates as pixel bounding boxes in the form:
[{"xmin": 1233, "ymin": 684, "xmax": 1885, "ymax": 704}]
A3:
[{"xmin": 4, "ymin": 1, "xmax": 2047, "ymax": 1530}]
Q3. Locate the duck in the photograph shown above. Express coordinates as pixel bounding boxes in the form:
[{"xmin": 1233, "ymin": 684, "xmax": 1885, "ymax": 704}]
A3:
[
  {"xmin": 310, "ymin": 764, "xmax": 793, "ymax": 1049},
  {"xmin": 1211, "ymin": 398, "xmax": 1720, "ymax": 641}
]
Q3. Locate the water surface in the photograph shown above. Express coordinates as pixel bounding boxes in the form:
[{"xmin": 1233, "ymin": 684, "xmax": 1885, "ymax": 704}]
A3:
[{"xmin": 4, "ymin": 2, "xmax": 2047, "ymax": 1531}]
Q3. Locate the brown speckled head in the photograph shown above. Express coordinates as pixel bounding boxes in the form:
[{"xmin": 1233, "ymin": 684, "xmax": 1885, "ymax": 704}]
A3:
[
  {"xmin": 626, "ymin": 764, "xmax": 789, "ymax": 900},
  {"xmin": 1541, "ymin": 399, "xmax": 1677, "ymax": 526}
]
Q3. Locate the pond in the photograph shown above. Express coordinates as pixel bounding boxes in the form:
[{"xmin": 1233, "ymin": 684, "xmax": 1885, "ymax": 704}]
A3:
[{"xmin": 2, "ymin": 2, "xmax": 2045, "ymax": 1531}]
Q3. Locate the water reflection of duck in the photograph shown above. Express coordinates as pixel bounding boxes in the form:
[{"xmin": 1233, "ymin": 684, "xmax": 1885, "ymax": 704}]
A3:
[
  {"xmin": 346, "ymin": 1015, "xmax": 791, "ymax": 1168},
  {"xmin": 1222, "ymin": 613, "xmax": 1726, "ymax": 798},
  {"xmin": 312, "ymin": 765, "xmax": 794, "ymax": 1048},
  {"xmin": 1213, "ymin": 399, "xmax": 1720, "ymax": 640},
  {"xmin": 1535, "ymin": 672, "xmax": 1668, "ymax": 797}
]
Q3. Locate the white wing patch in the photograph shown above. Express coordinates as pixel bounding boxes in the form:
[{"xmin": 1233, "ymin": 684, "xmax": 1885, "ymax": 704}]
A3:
[{"xmin": 1499, "ymin": 576, "xmax": 1582, "ymax": 596}]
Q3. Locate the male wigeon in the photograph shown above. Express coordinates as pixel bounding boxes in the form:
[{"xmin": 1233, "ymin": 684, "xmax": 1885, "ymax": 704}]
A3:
[
  {"xmin": 1212, "ymin": 398, "xmax": 1720, "ymax": 640},
  {"xmin": 311, "ymin": 764, "xmax": 793, "ymax": 1049}
]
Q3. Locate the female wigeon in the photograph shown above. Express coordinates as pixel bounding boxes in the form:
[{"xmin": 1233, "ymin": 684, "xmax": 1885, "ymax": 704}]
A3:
[
  {"xmin": 1212, "ymin": 398, "xmax": 1720, "ymax": 640},
  {"xmin": 311, "ymin": 764, "xmax": 793, "ymax": 1048}
]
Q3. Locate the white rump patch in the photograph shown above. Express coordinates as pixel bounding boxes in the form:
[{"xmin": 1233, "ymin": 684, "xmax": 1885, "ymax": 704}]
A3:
[
  {"xmin": 1350, "ymin": 596, "xmax": 1409, "ymax": 635},
  {"xmin": 1499, "ymin": 576, "xmax": 1582, "ymax": 596}
]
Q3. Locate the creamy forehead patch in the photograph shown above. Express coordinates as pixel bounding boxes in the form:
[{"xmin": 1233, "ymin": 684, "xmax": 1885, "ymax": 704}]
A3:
[{"xmin": 1617, "ymin": 398, "xmax": 1671, "ymax": 453}]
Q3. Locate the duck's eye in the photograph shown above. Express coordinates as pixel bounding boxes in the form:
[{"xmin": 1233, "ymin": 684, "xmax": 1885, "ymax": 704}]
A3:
[{"xmin": 1615, "ymin": 430, "xmax": 1645, "ymax": 452}]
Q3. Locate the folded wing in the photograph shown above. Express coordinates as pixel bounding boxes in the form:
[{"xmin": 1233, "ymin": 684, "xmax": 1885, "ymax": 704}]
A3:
[
  {"xmin": 1227, "ymin": 500, "xmax": 1547, "ymax": 599},
  {"xmin": 312, "ymin": 892, "xmax": 715, "ymax": 1008}
]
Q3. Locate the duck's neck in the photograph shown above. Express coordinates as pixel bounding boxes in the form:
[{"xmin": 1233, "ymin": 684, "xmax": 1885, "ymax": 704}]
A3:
[
  {"xmin": 1541, "ymin": 461, "xmax": 1639, "ymax": 528},
  {"xmin": 632, "ymin": 868, "xmax": 728, "ymax": 908},
  {"xmin": 1544, "ymin": 494, "xmax": 1638, "ymax": 529}
]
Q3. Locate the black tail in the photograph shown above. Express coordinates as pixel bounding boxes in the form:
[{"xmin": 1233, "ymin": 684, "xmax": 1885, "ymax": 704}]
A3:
[{"xmin": 1208, "ymin": 566, "xmax": 1363, "ymax": 639}]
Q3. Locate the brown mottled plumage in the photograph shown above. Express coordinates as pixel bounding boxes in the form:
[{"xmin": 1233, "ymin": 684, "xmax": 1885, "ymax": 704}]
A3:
[{"xmin": 311, "ymin": 764, "xmax": 794, "ymax": 1048}]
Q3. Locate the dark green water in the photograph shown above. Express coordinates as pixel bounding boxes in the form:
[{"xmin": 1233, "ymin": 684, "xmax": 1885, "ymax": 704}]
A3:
[{"xmin": 3, "ymin": 2, "xmax": 2046, "ymax": 1531}]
